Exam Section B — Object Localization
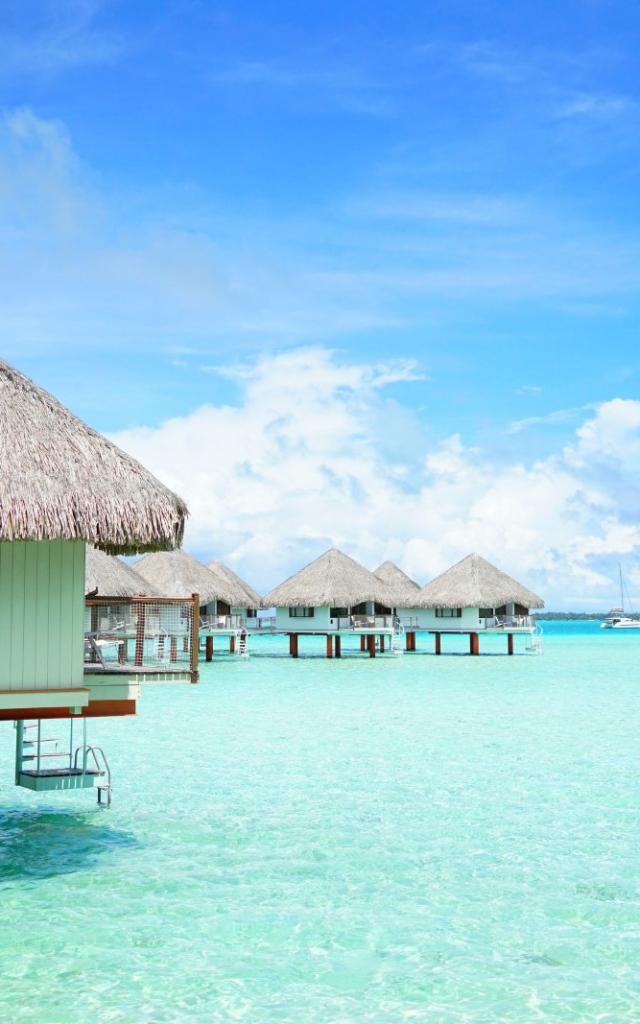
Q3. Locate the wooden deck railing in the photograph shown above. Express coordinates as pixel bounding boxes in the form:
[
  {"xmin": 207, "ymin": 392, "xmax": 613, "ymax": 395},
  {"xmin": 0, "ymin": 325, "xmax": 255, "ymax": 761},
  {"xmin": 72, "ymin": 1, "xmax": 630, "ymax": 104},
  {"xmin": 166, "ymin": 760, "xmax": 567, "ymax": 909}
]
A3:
[{"xmin": 85, "ymin": 594, "xmax": 200, "ymax": 683}]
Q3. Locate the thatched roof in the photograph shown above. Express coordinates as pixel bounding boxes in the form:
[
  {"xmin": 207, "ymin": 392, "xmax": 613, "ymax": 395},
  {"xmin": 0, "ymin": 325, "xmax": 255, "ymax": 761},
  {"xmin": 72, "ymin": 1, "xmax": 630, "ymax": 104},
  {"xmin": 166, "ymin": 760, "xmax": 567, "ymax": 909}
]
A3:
[
  {"xmin": 207, "ymin": 560, "xmax": 262, "ymax": 607},
  {"xmin": 0, "ymin": 359, "xmax": 187, "ymax": 554},
  {"xmin": 373, "ymin": 560, "xmax": 421, "ymax": 606},
  {"xmin": 134, "ymin": 549, "xmax": 235, "ymax": 605},
  {"xmin": 85, "ymin": 545, "xmax": 158, "ymax": 598},
  {"xmin": 263, "ymin": 547, "xmax": 392, "ymax": 608},
  {"xmin": 415, "ymin": 553, "xmax": 544, "ymax": 609}
]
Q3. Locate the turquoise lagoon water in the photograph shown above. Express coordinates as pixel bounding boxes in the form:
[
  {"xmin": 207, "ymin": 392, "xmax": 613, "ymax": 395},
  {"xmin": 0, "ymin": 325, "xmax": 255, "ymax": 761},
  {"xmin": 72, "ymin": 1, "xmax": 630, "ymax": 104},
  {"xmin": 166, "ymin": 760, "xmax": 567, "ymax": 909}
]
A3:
[{"xmin": 1, "ymin": 622, "xmax": 640, "ymax": 1023}]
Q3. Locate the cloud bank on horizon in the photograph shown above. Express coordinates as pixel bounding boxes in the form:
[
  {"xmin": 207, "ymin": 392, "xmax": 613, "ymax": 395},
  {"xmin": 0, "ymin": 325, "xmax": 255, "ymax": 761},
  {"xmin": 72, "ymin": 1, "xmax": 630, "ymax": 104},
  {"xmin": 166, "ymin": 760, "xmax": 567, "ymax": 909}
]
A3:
[{"xmin": 112, "ymin": 347, "xmax": 640, "ymax": 608}]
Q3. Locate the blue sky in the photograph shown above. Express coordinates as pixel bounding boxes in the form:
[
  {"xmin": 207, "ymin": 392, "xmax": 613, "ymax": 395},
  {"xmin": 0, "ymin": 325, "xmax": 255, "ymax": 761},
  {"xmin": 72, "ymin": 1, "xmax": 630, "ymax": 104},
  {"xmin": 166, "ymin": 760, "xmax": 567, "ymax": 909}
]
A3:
[{"xmin": 2, "ymin": 1, "xmax": 640, "ymax": 604}]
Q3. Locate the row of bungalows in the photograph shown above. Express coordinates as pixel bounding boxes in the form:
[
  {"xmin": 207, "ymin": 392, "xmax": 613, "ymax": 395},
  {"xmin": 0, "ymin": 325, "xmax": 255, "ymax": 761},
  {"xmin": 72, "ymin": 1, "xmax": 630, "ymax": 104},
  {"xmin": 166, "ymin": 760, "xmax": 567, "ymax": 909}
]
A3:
[
  {"xmin": 261, "ymin": 548, "xmax": 544, "ymax": 656},
  {"xmin": 0, "ymin": 359, "xmax": 196, "ymax": 804},
  {"xmin": 131, "ymin": 549, "xmax": 258, "ymax": 656},
  {"xmin": 85, "ymin": 547, "xmax": 262, "ymax": 658},
  {"xmin": 106, "ymin": 546, "xmax": 544, "ymax": 659},
  {"xmin": 129, "ymin": 550, "xmax": 259, "ymax": 632}
]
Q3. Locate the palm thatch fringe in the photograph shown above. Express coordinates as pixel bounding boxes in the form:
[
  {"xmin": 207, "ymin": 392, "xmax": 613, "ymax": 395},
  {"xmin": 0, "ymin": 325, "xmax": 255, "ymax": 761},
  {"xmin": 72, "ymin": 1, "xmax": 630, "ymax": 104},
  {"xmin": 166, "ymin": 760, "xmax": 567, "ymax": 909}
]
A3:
[
  {"xmin": 415, "ymin": 553, "xmax": 544, "ymax": 609},
  {"xmin": 207, "ymin": 560, "xmax": 262, "ymax": 607},
  {"xmin": 263, "ymin": 547, "xmax": 393, "ymax": 608},
  {"xmin": 0, "ymin": 359, "xmax": 187, "ymax": 554},
  {"xmin": 134, "ymin": 549, "xmax": 236, "ymax": 605},
  {"xmin": 85, "ymin": 545, "xmax": 159, "ymax": 597}
]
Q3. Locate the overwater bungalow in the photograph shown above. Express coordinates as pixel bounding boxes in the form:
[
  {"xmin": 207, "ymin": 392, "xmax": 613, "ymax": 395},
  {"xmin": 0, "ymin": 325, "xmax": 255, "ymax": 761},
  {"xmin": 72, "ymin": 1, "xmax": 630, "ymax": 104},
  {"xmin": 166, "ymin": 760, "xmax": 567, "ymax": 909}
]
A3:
[
  {"xmin": 85, "ymin": 545, "xmax": 157, "ymax": 597},
  {"xmin": 134, "ymin": 549, "xmax": 248, "ymax": 657},
  {"xmin": 373, "ymin": 560, "xmax": 421, "ymax": 599},
  {"xmin": 0, "ymin": 359, "xmax": 197, "ymax": 804},
  {"xmin": 206, "ymin": 560, "xmax": 262, "ymax": 628},
  {"xmin": 263, "ymin": 547, "xmax": 401, "ymax": 657},
  {"xmin": 373, "ymin": 560, "xmax": 424, "ymax": 651},
  {"xmin": 414, "ymin": 553, "xmax": 544, "ymax": 655},
  {"xmin": 85, "ymin": 547, "xmax": 161, "ymax": 666}
]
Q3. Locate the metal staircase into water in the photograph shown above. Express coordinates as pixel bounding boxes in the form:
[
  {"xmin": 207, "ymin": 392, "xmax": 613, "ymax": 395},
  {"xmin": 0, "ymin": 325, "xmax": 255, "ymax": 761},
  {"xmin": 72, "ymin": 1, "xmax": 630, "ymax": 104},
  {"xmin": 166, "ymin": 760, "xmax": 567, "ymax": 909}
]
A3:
[
  {"xmin": 237, "ymin": 631, "xmax": 249, "ymax": 658},
  {"xmin": 391, "ymin": 621, "xmax": 405, "ymax": 656},
  {"xmin": 15, "ymin": 719, "xmax": 112, "ymax": 805},
  {"xmin": 526, "ymin": 624, "xmax": 544, "ymax": 654}
]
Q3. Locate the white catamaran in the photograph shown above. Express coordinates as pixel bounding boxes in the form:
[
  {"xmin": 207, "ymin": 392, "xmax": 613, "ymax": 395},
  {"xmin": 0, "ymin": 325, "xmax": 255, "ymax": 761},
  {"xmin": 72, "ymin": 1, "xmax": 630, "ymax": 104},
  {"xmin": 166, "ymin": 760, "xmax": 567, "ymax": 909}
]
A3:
[{"xmin": 601, "ymin": 565, "xmax": 640, "ymax": 629}]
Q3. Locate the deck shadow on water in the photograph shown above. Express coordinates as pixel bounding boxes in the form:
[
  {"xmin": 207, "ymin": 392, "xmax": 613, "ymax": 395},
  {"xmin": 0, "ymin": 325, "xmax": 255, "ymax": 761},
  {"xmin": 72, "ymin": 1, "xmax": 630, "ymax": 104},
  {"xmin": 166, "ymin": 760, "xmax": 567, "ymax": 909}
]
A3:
[{"xmin": 0, "ymin": 806, "xmax": 139, "ymax": 885}]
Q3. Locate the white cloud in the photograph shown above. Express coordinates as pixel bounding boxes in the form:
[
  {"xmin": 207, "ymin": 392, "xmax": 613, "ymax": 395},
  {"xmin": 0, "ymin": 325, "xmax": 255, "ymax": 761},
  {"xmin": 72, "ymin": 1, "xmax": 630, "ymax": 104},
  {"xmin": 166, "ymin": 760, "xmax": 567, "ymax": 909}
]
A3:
[
  {"xmin": 566, "ymin": 398, "xmax": 640, "ymax": 466},
  {"xmin": 208, "ymin": 58, "xmax": 392, "ymax": 116},
  {"xmin": 0, "ymin": 1, "xmax": 122, "ymax": 75},
  {"xmin": 507, "ymin": 404, "xmax": 593, "ymax": 435},
  {"xmin": 556, "ymin": 93, "xmax": 636, "ymax": 120},
  {"xmin": 112, "ymin": 348, "xmax": 640, "ymax": 607},
  {"xmin": 352, "ymin": 193, "xmax": 524, "ymax": 225}
]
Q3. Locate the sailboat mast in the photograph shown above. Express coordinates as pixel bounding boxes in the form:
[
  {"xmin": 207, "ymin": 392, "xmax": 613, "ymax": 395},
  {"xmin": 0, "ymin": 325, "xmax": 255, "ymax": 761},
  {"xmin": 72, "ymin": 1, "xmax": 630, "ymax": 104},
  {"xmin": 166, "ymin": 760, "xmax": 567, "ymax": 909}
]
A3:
[{"xmin": 619, "ymin": 563, "xmax": 624, "ymax": 612}]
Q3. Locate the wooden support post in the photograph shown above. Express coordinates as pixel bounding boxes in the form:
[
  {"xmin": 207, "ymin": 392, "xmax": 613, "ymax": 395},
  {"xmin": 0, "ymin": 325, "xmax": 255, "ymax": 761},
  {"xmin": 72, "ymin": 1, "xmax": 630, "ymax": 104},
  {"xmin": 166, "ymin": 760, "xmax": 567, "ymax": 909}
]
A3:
[
  {"xmin": 134, "ymin": 601, "xmax": 145, "ymax": 667},
  {"xmin": 191, "ymin": 593, "xmax": 200, "ymax": 683},
  {"xmin": 326, "ymin": 635, "xmax": 333, "ymax": 658},
  {"xmin": 15, "ymin": 719, "xmax": 23, "ymax": 785},
  {"xmin": 360, "ymin": 635, "xmax": 366, "ymax": 652},
  {"xmin": 368, "ymin": 634, "xmax": 376, "ymax": 658},
  {"xmin": 335, "ymin": 635, "xmax": 342, "ymax": 658},
  {"xmin": 379, "ymin": 635, "xmax": 385, "ymax": 653},
  {"xmin": 508, "ymin": 632, "xmax": 514, "ymax": 656},
  {"xmin": 205, "ymin": 636, "xmax": 213, "ymax": 662},
  {"xmin": 470, "ymin": 632, "xmax": 479, "ymax": 656},
  {"xmin": 435, "ymin": 632, "xmax": 441, "ymax": 655},
  {"xmin": 290, "ymin": 633, "xmax": 299, "ymax": 658},
  {"xmin": 230, "ymin": 635, "xmax": 236, "ymax": 654},
  {"xmin": 90, "ymin": 605, "xmax": 99, "ymax": 662}
]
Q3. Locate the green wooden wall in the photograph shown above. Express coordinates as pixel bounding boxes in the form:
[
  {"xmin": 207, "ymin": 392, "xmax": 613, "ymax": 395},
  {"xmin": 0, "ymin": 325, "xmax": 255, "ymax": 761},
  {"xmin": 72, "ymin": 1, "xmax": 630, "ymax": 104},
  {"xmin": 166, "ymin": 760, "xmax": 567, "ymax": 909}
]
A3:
[{"xmin": 0, "ymin": 540, "xmax": 86, "ymax": 690}]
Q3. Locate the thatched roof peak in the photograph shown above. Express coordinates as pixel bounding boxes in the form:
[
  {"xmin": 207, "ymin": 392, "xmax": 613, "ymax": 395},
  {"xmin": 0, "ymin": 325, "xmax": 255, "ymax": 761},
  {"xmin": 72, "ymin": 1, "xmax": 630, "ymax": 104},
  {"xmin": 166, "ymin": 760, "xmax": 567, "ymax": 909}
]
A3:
[
  {"xmin": 207, "ymin": 560, "xmax": 261, "ymax": 607},
  {"xmin": 85, "ymin": 545, "xmax": 159, "ymax": 598},
  {"xmin": 0, "ymin": 359, "xmax": 187, "ymax": 554},
  {"xmin": 134, "ymin": 549, "xmax": 234, "ymax": 605},
  {"xmin": 415, "ymin": 552, "xmax": 544, "ymax": 609},
  {"xmin": 373, "ymin": 560, "xmax": 421, "ymax": 602},
  {"xmin": 263, "ymin": 547, "xmax": 392, "ymax": 608}
]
